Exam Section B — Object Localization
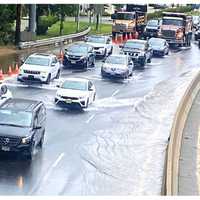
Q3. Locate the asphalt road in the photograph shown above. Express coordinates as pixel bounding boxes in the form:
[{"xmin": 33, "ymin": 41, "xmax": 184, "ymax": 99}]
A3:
[{"xmin": 0, "ymin": 41, "xmax": 200, "ymax": 195}]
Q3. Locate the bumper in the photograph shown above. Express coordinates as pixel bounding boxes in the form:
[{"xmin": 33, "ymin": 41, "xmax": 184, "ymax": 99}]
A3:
[
  {"xmin": 144, "ymin": 32, "xmax": 158, "ymax": 38},
  {"xmin": 18, "ymin": 73, "xmax": 48, "ymax": 83},
  {"xmin": 55, "ymin": 97, "xmax": 87, "ymax": 108},
  {"xmin": 153, "ymin": 50, "xmax": 164, "ymax": 56},
  {"xmin": 0, "ymin": 143, "xmax": 31, "ymax": 154},
  {"xmin": 101, "ymin": 70, "xmax": 127, "ymax": 79},
  {"xmin": 63, "ymin": 57, "xmax": 87, "ymax": 67}
]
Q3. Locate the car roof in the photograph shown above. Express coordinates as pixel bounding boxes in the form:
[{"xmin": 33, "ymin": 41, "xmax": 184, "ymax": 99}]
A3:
[
  {"xmin": 30, "ymin": 53, "xmax": 55, "ymax": 58},
  {"xmin": 126, "ymin": 39, "xmax": 147, "ymax": 44},
  {"xmin": 149, "ymin": 37, "xmax": 166, "ymax": 42},
  {"xmin": 69, "ymin": 42, "xmax": 91, "ymax": 47},
  {"xmin": 89, "ymin": 35, "xmax": 108, "ymax": 38},
  {"xmin": 0, "ymin": 98, "xmax": 42, "ymax": 112},
  {"xmin": 63, "ymin": 77, "xmax": 89, "ymax": 83}
]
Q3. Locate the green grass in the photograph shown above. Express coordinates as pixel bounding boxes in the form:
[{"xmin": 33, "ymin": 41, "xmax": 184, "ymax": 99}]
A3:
[
  {"xmin": 187, "ymin": 10, "xmax": 200, "ymax": 16},
  {"xmin": 36, "ymin": 21, "xmax": 112, "ymax": 40}
]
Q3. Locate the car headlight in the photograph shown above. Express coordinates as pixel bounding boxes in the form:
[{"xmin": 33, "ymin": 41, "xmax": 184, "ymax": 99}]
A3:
[
  {"xmin": 56, "ymin": 93, "xmax": 62, "ymax": 98},
  {"xmin": 21, "ymin": 136, "xmax": 32, "ymax": 144},
  {"xmin": 41, "ymin": 71, "xmax": 48, "ymax": 76},
  {"xmin": 80, "ymin": 56, "xmax": 86, "ymax": 60}
]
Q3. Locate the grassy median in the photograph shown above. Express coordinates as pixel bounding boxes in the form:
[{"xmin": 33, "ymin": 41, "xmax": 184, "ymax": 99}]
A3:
[{"xmin": 36, "ymin": 21, "xmax": 112, "ymax": 40}]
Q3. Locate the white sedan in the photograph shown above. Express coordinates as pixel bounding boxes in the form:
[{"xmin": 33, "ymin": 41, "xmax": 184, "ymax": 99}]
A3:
[
  {"xmin": 55, "ymin": 78, "xmax": 96, "ymax": 109},
  {"xmin": 0, "ymin": 83, "xmax": 12, "ymax": 105}
]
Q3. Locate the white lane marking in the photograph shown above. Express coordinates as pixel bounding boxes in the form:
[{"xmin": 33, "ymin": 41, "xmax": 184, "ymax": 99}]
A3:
[
  {"xmin": 52, "ymin": 153, "xmax": 65, "ymax": 168},
  {"xmin": 111, "ymin": 89, "xmax": 120, "ymax": 97},
  {"xmin": 43, "ymin": 153, "xmax": 65, "ymax": 182},
  {"xmin": 86, "ymin": 114, "xmax": 95, "ymax": 124},
  {"xmin": 28, "ymin": 152, "xmax": 65, "ymax": 194}
]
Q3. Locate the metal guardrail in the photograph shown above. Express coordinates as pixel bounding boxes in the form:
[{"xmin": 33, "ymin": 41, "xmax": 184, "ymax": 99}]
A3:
[
  {"xmin": 19, "ymin": 27, "xmax": 91, "ymax": 49},
  {"xmin": 165, "ymin": 70, "xmax": 200, "ymax": 195}
]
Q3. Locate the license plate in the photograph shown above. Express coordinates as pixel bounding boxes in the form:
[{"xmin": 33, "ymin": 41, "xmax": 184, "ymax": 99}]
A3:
[
  {"xmin": 2, "ymin": 146, "xmax": 10, "ymax": 151},
  {"xmin": 71, "ymin": 61, "xmax": 76, "ymax": 64},
  {"xmin": 65, "ymin": 99, "xmax": 72, "ymax": 104}
]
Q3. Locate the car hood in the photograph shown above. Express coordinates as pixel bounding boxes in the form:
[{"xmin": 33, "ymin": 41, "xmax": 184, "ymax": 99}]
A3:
[
  {"xmin": 21, "ymin": 64, "xmax": 50, "ymax": 72},
  {"xmin": 86, "ymin": 42, "xmax": 106, "ymax": 48},
  {"xmin": 146, "ymin": 26, "xmax": 159, "ymax": 30},
  {"xmin": 57, "ymin": 88, "xmax": 88, "ymax": 97},
  {"xmin": 67, "ymin": 52, "xmax": 87, "ymax": 57},
  {"xmin": 123, "ymin": 47, "xmax": 142, "ymax": 53},
  {"xmin": 0, "ymin": 125, "xmax": 30, "ymax": 138},
  {"xmin": 150, "ymin": 45, "xmax": 164, "ymax": 50},
  {"xmin": 103, "ymin": 63, "xmax": 127, "ymax": 69}
]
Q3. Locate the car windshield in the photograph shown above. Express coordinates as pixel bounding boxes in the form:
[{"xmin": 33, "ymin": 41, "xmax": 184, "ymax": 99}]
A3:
[
  {"xmin": 149, "ymin": 39, "xmax": 165, "ymax": 46},
  {"xmin": 115, "ymin": 13, "xmax": 134, "ymax": 20},
  {"xmin": 61, "ymin": 80, "xmax": 87, "ymax": 91},
  {"xmin": 106, "ymin": 56, "xmax": 127, "ymax": 65},
  {"xmin": 162, "ymin": 18, "xmax": 183, "ymax": 26},
  {"xmin": 67, "ymin": 46, "xmax": 88, "ymax": 54},
  {"xmin": 25, "ymin": 56, "xmax": 50, "ymax": 66},
  {"xmin": 124, "ymin": 41, "xmax": 145, "ymax": 50},
  {"xmin": 87, "ymin": 37, "xmax": 106, "ymax": 43},
  {"xmin": 0, "ymin": 110, "xmax": 32, "ymax": 127},
  {"xmin": 147, "ymin": 20, "xmax": 158, "ymax": 27}
]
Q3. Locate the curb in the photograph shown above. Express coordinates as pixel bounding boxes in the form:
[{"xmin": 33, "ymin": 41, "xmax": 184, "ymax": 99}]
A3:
[{"xmin": 165, "ymin": 70, "xmax": 200, "ymax": 195}]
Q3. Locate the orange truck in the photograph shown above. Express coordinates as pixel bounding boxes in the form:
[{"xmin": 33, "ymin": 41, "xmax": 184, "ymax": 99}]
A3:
[
  {"xmin": 111, "ymin": 4, "xmax": 147, "ymax": 39},
  {"xmin": 159, "ymin": 12, "xmax": 193, "ymax": 47}
]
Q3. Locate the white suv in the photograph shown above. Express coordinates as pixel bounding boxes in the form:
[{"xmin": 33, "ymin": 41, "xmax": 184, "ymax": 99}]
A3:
[{"xmin": 17, "ymin": 53, "xmax": 61, "ymax": 84}]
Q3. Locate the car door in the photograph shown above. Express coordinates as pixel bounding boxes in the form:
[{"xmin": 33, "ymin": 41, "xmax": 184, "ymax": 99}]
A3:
[
  {"xmin": 88, "ymin": 46, "xmax": 95, "ymax": 65},
  {"xmin": 145, "ymin": 43, "xmax": 151, "ymax": 60},
  {"xmin": 32, "ymin": 109, "xmax": 41, "ymax": 146}
]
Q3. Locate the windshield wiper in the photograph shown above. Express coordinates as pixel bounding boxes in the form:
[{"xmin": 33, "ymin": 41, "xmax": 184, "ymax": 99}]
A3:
[{"xmin": 0, "ymin": 123, "xmax": 27, "ymax": 128}]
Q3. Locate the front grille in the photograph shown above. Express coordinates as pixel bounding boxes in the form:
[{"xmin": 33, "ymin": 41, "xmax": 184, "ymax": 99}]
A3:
[
  {"xmin": 94, "ymin": 47, "xmax": 100, "ymax": 50},
  {"xmin": 68, "ymin": 55, "xmax": 81, "ymax": 61},
  {"xmin": 24, "ymin": 70, "xmax": 40, "ymax": 75},
  {"xmin": 146, "ymin": 28, "xmax": 157, "ymax": 33},
  {"xmin": 161, "ymin": 30, "xmax": 175, "ymax": 38},
  {"xmin": 124, "ymin": 52, "xmax": 139, "ymax": 57},
  {"xmin": 61, "ymin": 96, "xmax": 79, "ymax": 100},
  {"xmin": 0, "ymin": 136, "xmax": 21, "ymax": 147}
]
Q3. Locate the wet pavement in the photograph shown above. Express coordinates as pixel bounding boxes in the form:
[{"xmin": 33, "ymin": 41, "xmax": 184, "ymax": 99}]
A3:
[{"xmin": 0, "ymin": 40, "xmax": 200, "ymax": 195}]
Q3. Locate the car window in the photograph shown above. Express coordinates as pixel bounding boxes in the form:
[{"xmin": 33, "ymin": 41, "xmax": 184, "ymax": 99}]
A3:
[
  {"xmin": 25, "ymin": 56, "xmax": 50, "ymax": 66},
  {"xmin": 52, "ymin": 57, "xmax": 57, "ymax": 64},
  {"xmin": 38, "ymin": 105, "xmax": 46, "ymax": 124},
  {"xmin": 88, "ymin": 81, "xmax": 93, "ymax": 90}
]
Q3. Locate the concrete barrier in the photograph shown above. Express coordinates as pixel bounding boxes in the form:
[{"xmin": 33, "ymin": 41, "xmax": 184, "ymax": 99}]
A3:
[
  {"xmin": 19, "ymin": 27, "xmax": 91, "ymax": 49},
  {"xmin": 165, "ymin": 70, "xmax": 200, "ymax": 195}
]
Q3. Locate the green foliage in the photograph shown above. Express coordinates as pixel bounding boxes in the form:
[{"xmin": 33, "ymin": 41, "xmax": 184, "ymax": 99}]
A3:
[
  {"xmin": 0, "ymin": 5, "xmax": 16, "ymax": 44},
  {"xmin": 37, "ymin": 15, "xmax": 59, "ymax": 35},
  {"xmin": 147, "ymin": 5, "xmax": 193, "ymax": 20}
]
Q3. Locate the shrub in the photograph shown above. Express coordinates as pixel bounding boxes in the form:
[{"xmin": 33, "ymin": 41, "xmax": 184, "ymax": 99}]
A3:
[{"xmin": 37, "ymin": 15, "xmax": 59, "ymax": 35}]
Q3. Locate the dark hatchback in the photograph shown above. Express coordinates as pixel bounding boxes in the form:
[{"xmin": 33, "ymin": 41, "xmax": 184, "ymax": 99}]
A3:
[
  {"xmin": 63, "ymin": 43, "xmax": 95, "ymax": 69},
  {"xmin": 0, "ymin": 98, "xmax": 46, "ymax": 160}
]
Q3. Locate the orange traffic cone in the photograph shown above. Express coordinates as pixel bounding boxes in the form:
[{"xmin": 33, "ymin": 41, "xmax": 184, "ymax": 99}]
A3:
[
  {"xmin": 0, "ymin": 68, "xmax": 4, "ymax": 80},
  {"xmin": 14, "ymin": 63, "xmax": 19, "ymax": 74},
  {"xmin": 8, "ymin": 65, "xmax": 13, "ymax": 76},
  {"xmin": 123, "ymin": 33, "xmax": 128, "ymax": 42}
]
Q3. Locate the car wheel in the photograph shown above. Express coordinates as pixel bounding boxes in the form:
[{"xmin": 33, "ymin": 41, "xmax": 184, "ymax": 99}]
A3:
[
  {"xmin": 147, "ymin": 57, "xmax": 151, "ymax": 63},
  {"xmin": 45, "ymin": 74, "xmax": 51, "ymax": 84},
  {"xmin": 84, "ymin": 59, "xmax": 89, "ymax": 70},
  {"xmin": 38, "ymin": 131, "xmax": 45, "ymax": 148},
  {"xmin": 85, "ymin": 98, "xmax": 89, "ymax": 108},
  {"xmin": 140, "ymin": 57, "xmax": 146, "ymax": 68},
  {"xmin": 166, "ymin": 49, "xmax": 169, "ymax": 55},
  {"xmin": 103, "ymin": 49, "xmax": 107, "ymax": 58},
  {"xmin": 110, "ymin": 47, "xmax": 113, "ymax": 55},
  {"xmin": 91, "ymin": 58, "xmax": 95, "ymax": 67},
  {"xmin": 24, "ymin": 142, "xmax": 35, "ymax": 160},
  {"xmin": 55, "ymin": 70, "xmax": 60, "ymax": 79}
]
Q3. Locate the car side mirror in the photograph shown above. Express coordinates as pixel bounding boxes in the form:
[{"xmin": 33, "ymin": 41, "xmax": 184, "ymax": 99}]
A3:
[
  {"xmin": 51, "ymin": 63, "xmax": 56, "ymax": 67},
  {"xmin": 119, "ymin": 44, "xmax": 124, "ymax": 48},
  {"xmin": 56, "ymin": 84, "xmax": 60, "ymax": 88}
]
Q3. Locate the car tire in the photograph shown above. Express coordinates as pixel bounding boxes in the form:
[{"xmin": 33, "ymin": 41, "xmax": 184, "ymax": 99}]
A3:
[
  {"xmin": 55, "ymin": 70, "xmax": 60, "ymax": 79},
  {"xmin": 84, "ymin": 59, "xmax": 89, "ymax": 70},
  {"xmin": 24, "ymin": 141, "xmax": 35, "ymax": 160},
  {"xmin": 140, "ymin": 57, "xmax": 146, "ymax": 68},
  {"xmin": 109, "ymin": 47, "xmax": 113, "ymax": 55},
  {"xmin": 85, "ymin": 98, "xmax": 89, "ymax": 108},
  {"xmin": 91, "ymin": 58, "xmax": 95, "ymax": 67},
  {"xmin": 147, "ymin": 57, "xmax": 151, "ymax": 63},
  {"xmin": 45, "ymin": 74, "xmax": 51, "ymax": 84},
  {"xmin": 103, "ymin": 49, "xmax": 107, "ymax": 58},
  {"xmin": 38, "ymin": 131, "xmax": 45, "ymax": 148}
]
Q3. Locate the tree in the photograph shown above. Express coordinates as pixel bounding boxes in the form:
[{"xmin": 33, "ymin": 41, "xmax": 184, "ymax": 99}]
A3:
[
  {"xmin": 15, "ymin": 4, "xmax": 21, "ymax": 46},
  {"xmin": 0, "ymin": 5, "xmax": 16, "ymax": 44}
]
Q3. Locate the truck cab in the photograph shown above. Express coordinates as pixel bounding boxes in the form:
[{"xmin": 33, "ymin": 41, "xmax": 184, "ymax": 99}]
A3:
[{"xmin": 159, "ymin": 12, "xmax": 193, "ymax": 47}]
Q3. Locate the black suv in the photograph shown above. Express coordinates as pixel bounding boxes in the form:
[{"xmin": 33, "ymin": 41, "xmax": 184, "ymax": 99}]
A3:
[
  {"xmin": 0, "ymin": 98, "xmax": 46, "ymax": 160},
  {"xmin": 63, "ymin": 43, "xmax": 95, "ymax": 69}
]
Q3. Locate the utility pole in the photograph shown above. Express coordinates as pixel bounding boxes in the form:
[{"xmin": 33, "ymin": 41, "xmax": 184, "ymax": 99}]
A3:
[
  {"xmin": 76, "ymin": 4, "xmax": 80, "ymax": 32},
  {"xmin": 28, "ymin": 4, "xmax": 36, "ymax": 40},
  {"xmin": 15, "ymin": 4, "xmax": 21, "ymax": 46}
]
